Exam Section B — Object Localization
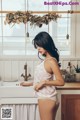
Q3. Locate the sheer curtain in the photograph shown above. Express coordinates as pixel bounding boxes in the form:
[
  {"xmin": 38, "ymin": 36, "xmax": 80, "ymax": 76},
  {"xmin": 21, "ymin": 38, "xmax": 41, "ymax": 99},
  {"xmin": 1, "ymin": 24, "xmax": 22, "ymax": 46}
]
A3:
[{"xmin": 0, "ymin": 104, "xmax": 40, "ymax": 120}]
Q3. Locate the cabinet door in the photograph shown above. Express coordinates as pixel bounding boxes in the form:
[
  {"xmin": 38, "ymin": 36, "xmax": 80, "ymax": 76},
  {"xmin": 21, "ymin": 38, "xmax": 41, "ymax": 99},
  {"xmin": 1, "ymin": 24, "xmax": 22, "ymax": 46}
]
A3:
[{"xmin": 61, "ymin": 95, "xmax": 80, "ymax": 120}]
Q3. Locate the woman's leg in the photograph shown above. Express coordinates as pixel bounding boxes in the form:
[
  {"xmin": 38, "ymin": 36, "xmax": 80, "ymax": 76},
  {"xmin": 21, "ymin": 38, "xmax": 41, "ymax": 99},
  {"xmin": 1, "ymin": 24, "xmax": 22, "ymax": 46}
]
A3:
[
  {"xmin": 52, "ymin": 102, "xmax": 59, "ymax": 120},
  {"xmin": 38, "ymin": 99, "xmax": 59, "ymax": 120}
]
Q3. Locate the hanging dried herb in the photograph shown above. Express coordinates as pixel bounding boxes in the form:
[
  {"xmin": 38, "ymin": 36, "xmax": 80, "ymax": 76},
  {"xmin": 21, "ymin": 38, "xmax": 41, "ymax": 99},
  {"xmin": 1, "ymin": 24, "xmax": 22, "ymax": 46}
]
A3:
[{"xmin": 4, "ymin": 11, "xmax": 60, "ymax": 27}]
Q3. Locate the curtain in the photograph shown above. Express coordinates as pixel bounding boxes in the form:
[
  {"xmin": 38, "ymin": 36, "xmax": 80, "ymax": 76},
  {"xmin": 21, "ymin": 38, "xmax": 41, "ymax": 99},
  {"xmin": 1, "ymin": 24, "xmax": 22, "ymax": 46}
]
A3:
[{"xmin": 0, "ymin": 104, "xmax": 40, "ymax": 120}]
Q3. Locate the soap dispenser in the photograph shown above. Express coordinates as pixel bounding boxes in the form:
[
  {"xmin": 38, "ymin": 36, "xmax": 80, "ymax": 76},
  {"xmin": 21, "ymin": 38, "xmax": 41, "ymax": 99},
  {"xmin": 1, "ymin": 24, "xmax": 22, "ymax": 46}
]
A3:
[
  {"xmin": 67, "ymin": 62, "xmax": 72, "ymax": 74},
  {"xmin": 67, "ymin": 62, "xmax": 75, "ymax": 75}
]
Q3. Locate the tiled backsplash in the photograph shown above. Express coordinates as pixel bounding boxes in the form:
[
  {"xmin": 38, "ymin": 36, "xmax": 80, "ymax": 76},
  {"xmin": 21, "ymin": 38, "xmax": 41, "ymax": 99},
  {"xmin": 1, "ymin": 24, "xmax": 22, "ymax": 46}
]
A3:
[{"xmin": 0, "ymin": 57, "xmax": 80, "ymax": 81}]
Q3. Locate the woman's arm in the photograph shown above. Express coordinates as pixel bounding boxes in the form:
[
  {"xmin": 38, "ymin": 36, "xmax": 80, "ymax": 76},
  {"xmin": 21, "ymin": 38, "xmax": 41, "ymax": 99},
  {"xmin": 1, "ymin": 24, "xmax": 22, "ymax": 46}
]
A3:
[
  {"xmin": 34, "ymin": 59, "xmax": 65, "ymax": 91},
  {"xmin": 44, "ymin": 59, "xmax": 65, "ymax": 86},
  {"xmin": 20, "ymin": 81, "xmax": 33, "ymax": 86}
]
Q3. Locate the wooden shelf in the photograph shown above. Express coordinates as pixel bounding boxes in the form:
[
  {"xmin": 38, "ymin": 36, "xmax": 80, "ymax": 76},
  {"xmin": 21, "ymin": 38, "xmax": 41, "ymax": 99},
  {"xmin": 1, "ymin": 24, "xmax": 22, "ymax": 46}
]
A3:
[{"xmin": 0, "ymin": 10, "xmax": 80, "ymax": 14}]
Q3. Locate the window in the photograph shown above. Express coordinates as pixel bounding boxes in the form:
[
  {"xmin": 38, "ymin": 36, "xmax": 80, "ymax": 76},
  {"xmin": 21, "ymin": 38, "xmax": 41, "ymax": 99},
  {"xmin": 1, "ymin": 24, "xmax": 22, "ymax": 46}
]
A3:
[
  {"xmin": 0, "ymin": 0, "xmax": 72, "ymax": 56},
  {"xmin": 54, "ymin": 0, "xmax": 71, "ymax": 56}
]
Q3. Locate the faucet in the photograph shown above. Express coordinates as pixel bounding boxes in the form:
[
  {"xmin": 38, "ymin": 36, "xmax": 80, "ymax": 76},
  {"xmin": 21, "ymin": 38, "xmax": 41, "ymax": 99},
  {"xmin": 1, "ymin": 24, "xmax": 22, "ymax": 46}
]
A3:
[{"xmin": 21, "ymin": 63, "xmax": 31, "ymax": 81}]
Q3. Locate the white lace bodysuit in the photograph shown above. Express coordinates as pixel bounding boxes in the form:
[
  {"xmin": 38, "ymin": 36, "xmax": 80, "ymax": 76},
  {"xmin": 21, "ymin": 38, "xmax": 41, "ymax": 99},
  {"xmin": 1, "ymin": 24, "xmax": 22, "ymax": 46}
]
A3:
[{"xmin": 33, "ymin": 57, "xmax": 58, "ymax": 102}]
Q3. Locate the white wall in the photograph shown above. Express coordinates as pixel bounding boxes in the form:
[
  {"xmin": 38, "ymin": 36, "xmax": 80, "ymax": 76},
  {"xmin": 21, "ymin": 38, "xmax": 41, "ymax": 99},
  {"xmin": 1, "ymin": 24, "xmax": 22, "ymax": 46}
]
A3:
[{"xmin": 0, "ymin": 57, "xmax": 80, "ymax": 81}]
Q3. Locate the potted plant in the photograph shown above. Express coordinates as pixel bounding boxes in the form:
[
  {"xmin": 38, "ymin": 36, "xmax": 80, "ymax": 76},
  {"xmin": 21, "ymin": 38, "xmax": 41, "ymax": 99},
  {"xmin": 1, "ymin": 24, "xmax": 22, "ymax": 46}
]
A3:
[{"xmin": 73, "ymin": 64, "xmax": 80, "ymax": 81}]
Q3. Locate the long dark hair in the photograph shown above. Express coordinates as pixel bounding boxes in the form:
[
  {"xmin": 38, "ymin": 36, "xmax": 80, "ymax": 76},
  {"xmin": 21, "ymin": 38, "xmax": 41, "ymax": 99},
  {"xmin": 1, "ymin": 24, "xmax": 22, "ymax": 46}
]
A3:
[{"xmin": 32, "ymin": 31, "xmax": 60, "ymax": 63}]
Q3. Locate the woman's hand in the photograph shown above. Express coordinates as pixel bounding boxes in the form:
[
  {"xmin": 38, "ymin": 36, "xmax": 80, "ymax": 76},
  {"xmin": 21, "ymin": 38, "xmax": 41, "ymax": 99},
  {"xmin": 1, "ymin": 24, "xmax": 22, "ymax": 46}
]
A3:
[
  {"xmin": 34, "ymin": 80, "xmax": 46, "ymax": 91},
  {"xmin": 20, "ymin": 81, "xmax": 33, "ymax": 86}
]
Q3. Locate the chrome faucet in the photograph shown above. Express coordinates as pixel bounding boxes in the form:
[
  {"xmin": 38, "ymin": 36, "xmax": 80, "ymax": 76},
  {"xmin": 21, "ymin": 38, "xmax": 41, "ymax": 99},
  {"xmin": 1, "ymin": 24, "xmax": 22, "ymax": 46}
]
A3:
[{"xmin": 21, "ymin": 63, "xmax": 31, "ymax": 81}]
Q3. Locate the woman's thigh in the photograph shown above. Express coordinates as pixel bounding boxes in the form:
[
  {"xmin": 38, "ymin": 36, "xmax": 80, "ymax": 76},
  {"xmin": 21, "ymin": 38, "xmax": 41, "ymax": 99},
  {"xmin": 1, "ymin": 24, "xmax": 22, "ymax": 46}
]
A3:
[{"xmin": 38, "ymin": 99, "xmax": 57, "ymax": 120}]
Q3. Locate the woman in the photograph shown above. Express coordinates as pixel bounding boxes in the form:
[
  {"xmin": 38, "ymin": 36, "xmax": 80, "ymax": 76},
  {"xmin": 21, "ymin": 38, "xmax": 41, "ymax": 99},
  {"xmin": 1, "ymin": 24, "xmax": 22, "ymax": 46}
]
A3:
[{"xmin": 20, "ymin": 32, "xmax": 65, "ymax": 120}]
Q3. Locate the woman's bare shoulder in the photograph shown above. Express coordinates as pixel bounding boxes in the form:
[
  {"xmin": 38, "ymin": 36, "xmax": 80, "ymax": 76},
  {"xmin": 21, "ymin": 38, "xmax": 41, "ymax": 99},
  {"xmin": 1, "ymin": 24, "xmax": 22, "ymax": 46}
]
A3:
[{"xmin": 47, "ymin": 58, "xmax": 58, "ymax": 66}]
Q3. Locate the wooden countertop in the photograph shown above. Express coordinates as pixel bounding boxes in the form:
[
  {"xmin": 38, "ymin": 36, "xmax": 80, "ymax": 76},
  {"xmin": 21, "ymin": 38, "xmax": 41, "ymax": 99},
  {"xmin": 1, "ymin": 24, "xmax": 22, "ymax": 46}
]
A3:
[{"xmin": 56, "ymin": 82, "xmax": 80, "ymax": 90}]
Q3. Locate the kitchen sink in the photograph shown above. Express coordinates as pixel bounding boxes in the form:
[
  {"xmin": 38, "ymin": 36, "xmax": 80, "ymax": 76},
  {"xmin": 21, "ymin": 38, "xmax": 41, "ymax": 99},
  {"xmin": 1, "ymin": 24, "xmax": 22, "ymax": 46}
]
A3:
[{"xmin": 0, "ymin": 80, "xmax": 35, "ymax": 98}]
